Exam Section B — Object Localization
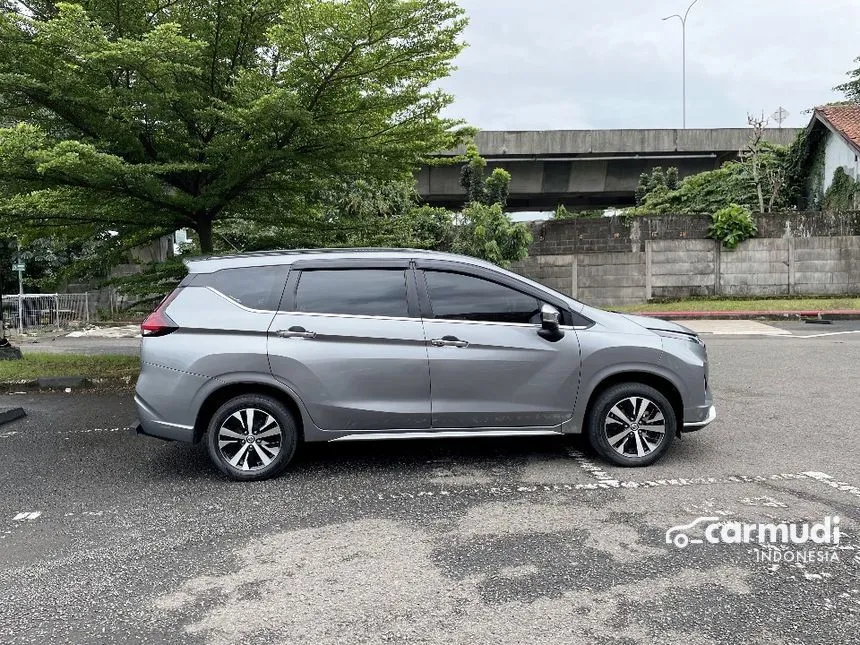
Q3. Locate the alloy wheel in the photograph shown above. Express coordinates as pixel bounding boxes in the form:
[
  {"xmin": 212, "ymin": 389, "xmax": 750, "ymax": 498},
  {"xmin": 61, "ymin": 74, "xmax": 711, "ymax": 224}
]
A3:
[
  {"xmin": 603, "ymin": 396, "xmax": 667, "ymax": 458},
  {"xmin": 217, "ymin": 408, "xmax": 283, "ymax": 472}
]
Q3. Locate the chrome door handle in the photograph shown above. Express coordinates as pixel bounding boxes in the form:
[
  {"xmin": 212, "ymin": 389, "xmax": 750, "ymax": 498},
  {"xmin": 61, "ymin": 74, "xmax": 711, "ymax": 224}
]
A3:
[
  {"xmin": 277, "ymin": 326, "xmax": 316, "ymax": 339},
  {"xmin": 430, "ymin": 336, "xmax": 468, "ymax": 348}
]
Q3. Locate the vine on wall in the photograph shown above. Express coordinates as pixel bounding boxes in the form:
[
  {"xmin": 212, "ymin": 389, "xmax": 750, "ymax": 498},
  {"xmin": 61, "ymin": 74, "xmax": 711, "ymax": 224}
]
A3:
[{"xmin": 823, "ymin": 167, "xmax": 859, "ymax": 211}]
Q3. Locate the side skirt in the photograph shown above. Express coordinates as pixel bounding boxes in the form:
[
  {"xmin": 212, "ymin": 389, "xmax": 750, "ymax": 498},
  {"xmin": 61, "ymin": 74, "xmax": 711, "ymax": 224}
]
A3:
[{"xmin": 329, "ymin": 428, "xmax": 565, "ymax": 442}]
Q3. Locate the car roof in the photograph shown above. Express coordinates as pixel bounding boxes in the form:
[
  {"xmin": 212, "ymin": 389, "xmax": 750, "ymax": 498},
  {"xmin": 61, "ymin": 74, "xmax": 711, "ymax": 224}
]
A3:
[{"xmin": 184, "ymin": 248, "xmax": 497, "ymax": 274}]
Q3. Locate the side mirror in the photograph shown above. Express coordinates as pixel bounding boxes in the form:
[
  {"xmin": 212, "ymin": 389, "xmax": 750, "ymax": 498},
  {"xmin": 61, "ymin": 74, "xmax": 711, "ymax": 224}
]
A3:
[{"xmin": 537, "ymin": 303, "xmax": 565, "ymax": 342}]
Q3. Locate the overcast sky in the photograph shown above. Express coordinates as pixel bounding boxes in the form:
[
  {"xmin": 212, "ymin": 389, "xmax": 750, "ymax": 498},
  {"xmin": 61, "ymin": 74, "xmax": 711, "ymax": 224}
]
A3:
[{"xmin": 440, "ymin": 0, "xmax": 860, "ymax": 131}]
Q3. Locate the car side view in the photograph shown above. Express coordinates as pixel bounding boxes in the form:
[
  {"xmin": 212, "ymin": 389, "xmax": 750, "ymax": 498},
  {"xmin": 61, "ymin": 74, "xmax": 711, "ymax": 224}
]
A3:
[{"xmin": 134, "ymin": 248, "xmax": 715, "ymax": 481}]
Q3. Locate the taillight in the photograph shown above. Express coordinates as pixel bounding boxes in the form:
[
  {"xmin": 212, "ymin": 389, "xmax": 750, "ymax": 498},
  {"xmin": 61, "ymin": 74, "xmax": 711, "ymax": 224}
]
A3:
[{"xmin": 141, "ymin": 288, "xmax": 182, "ymax": 337}]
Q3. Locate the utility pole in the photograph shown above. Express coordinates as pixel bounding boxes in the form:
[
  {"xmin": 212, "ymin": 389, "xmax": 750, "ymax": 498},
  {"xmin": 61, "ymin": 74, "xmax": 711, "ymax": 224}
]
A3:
[
  {"xmin": 16, "ymin": 240, "xmax": 23, "ymax": 335},
  {"xmin": 663, "ymin": 0, "xmax": 700, "ymax": 129}
]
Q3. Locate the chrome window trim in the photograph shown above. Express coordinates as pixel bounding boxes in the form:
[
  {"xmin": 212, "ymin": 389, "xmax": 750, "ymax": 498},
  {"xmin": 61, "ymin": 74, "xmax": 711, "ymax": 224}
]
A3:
[
  {"xmin": 203, "ymin": 288, "xmax": 593, "ymax": 330},
  {"xmin": 273, "ymin": 310, "xmax": 421, "ymax": 323}
]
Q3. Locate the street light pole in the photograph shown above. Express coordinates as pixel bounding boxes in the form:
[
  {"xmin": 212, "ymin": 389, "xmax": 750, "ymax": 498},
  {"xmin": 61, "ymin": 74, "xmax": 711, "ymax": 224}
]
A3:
[{"xmin": 663, "ymin": 0, "xmax": 699, "ymax": 129}]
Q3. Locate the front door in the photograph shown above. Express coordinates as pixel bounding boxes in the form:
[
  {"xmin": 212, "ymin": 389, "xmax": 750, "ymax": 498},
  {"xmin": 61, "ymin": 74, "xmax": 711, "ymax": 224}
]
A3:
[
  {"xmin": 419, "ymin": 268, "xmax": 581, "ymax": 429},
  {"xmin": 268, "ymin": 264, "xmax": 430, "ymax": 432}
]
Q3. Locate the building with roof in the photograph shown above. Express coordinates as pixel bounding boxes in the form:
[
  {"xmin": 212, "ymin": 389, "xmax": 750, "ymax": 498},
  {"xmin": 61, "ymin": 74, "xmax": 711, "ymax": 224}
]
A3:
[{"xmin": 804, "ymin": 105, "xmax": 860, "ymax": 209}]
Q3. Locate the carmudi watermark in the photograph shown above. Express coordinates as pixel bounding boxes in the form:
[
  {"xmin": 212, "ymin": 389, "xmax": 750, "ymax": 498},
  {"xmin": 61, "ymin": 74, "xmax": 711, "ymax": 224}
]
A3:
[{"xmin": 665, "ymin": 516, "xmax": 841, "ymax": 563}]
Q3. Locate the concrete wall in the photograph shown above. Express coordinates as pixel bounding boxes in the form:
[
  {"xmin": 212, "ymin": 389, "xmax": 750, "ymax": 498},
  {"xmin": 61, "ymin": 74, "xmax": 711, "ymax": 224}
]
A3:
[{"xmin": 511, "ymin": 213, "xmax": 860, "ymax": 307}]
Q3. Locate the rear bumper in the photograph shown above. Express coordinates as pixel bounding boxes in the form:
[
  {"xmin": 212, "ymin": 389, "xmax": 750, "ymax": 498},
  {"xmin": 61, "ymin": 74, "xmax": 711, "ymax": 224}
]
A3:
[
  {"xmin": 682, "ymin": 404, "xmax": 716, "ymax": 432},
  {"xmin": 134, "ymin": 394, "xmax": 195, "ymax": 443}
]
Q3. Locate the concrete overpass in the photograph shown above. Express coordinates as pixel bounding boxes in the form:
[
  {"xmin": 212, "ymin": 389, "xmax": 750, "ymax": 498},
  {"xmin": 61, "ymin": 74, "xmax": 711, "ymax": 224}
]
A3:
[{"xmin": 417, "ymin": 128, "xmax": 802, "ymax": 210}]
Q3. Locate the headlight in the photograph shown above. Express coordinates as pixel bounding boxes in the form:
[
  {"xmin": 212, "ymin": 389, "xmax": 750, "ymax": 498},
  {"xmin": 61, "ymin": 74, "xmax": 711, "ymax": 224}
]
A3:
[{"xmin": 652, "ymin": 329, "xmax": 705, "ymax": 346}]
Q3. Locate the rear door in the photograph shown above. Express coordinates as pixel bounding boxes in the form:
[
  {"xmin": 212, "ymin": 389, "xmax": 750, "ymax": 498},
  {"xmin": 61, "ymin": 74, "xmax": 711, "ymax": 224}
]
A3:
[
  {"xmin": 416, "ymin": 261, "xmax": 582, "ymax": 429},
  {"xmin": 267, "ymin": 260, "xmax": 431, "ymax": 432}
]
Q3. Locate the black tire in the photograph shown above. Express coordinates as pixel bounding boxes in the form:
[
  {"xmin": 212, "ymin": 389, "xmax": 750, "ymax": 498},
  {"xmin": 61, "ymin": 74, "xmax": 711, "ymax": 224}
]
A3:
[
  {"xmin": 586, "ymin": 383, "xmax": 675, "ymax": 467},
  {"xmin": 205, "ymin": 394, "xmax": 298, "ymax": 481}
]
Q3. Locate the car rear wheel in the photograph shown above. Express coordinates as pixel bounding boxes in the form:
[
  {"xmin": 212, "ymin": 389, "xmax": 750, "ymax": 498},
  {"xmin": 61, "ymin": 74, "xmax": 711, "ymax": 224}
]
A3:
[
  {"xmin": 205, "ymin": 394, "xmax": 298, "ymax": 481},
  {"xmin": 587, "ymin": 383, "xmax": 675, "ymax": 467}
]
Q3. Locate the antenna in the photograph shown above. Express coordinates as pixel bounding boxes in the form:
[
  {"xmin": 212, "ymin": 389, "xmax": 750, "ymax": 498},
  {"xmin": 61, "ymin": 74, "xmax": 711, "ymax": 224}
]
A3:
[{"xmin": 771, "ymin": 106, "xmax": 790, "ymax": 128}]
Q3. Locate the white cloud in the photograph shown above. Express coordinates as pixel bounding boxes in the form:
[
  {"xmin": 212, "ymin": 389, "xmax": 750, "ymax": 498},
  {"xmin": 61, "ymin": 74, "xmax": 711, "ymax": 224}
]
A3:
[{"xmin": 442, "ymin": 0, "xmax": 860, "ymax": 130}]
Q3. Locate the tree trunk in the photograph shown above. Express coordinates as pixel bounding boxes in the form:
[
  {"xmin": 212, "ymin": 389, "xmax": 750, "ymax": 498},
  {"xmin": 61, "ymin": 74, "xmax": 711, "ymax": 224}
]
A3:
[{"xmin": 197, "ymin": 218, "xmax": 214, "ymax": 253}]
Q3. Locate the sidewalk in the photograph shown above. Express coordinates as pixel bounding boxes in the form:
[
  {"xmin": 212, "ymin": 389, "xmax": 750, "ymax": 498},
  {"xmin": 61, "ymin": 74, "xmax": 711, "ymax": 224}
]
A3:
[{"xmin": 626, "ymin": 309, "xmax": 860, "ymax": 321}]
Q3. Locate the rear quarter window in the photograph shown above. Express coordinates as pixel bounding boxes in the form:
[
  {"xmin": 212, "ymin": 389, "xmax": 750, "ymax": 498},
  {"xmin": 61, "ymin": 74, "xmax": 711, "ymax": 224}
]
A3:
[
  {"xmin": 295, "ymin": 269, "xmax": 409, "ymax": 318},
  {"xmin": 195, "ymin": 265, "xmax": 288, "ymax": 311}
]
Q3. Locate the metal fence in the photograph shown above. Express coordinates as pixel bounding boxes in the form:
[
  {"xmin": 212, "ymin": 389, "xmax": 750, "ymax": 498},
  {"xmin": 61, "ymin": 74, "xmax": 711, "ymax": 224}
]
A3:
[{"xmin": 1, "ymin": 293, "xmax": 91, "ymax": 333}]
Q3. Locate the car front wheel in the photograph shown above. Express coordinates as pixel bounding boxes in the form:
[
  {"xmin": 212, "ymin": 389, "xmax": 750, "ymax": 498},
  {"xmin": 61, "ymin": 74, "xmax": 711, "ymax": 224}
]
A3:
[
  {"xmin": 587, "ymin": 383, "xmax": 675, "ymax": 467},
  {"xmin": 205, "ymin": 394, "xmax": 298, "ymax": 481}
]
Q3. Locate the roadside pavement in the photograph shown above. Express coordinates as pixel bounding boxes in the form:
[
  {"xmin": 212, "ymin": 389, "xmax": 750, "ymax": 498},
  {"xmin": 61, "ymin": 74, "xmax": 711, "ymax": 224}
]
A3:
[{"xmin": 11, "ymin": 325, "xmax": 140, "ymax": 356}]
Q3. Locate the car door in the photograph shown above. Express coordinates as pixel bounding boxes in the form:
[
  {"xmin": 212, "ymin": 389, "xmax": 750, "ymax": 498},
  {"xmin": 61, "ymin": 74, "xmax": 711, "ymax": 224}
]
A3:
[
  {"xmin": 267, "ymin": 260, "xmax": 431, "ymax": 432},
  {"xmin": 417, "ymin": 261, "xmax": 582, "ymax": 429}
]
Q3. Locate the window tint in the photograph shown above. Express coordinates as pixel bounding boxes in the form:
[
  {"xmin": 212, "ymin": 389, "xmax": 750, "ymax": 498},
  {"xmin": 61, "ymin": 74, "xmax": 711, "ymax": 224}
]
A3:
[
  {"xmin": 198, "ymin": 266, "xmax": 287, "ymax": 311},
  {"xmin": 296, "ymin": 269, "xmax": 409, "ymax": 318},
  {"xmin": 424, "ymin": 271, "xmax": 541, "ymax": 324}
]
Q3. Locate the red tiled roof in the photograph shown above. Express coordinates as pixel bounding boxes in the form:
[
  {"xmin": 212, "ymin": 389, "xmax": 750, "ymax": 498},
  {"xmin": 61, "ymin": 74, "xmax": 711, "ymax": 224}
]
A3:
[{"xmin": 815, "ymin": 104, "xmax": 860, "ymax": 152}]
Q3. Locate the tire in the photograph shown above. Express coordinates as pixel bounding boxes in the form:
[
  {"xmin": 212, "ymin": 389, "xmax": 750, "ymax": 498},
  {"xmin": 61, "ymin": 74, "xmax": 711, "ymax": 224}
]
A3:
[
  {"xmin": 586, "ymin": 383, "xmax": 675, "ymax": 467},
  {"xmin": 205, "ymin": 394, "xmax": 299, "ymax": 481}
]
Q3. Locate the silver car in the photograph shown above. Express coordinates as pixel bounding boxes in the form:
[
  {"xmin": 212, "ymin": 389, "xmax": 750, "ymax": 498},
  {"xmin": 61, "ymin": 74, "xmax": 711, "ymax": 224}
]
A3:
[{"xmin": 134, "ymin": 248, "xmax": 715, "ymax": 481}]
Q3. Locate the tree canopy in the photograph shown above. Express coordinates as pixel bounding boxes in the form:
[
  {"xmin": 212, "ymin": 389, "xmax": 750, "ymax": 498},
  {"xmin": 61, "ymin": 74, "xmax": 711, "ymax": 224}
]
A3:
[
  {"xmin": 835, "ymin": 56, "xmax": 860, "ymax": 103},
  {"xmin": 0, "ymin": 0, "xmax": 470, "ymax": 256}
]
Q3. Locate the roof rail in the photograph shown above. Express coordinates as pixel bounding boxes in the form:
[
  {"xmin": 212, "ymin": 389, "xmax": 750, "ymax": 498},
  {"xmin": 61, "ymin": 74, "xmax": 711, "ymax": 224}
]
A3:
[{"xmin": 191, "ymin": 247, "xmax": 439, "ymax": 262}]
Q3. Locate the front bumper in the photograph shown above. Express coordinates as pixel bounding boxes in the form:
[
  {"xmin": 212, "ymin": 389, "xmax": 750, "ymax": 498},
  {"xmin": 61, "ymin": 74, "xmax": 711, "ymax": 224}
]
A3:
[{"xmin": 682, "ymin": 405, "xmax": 716, "ymax": 432}]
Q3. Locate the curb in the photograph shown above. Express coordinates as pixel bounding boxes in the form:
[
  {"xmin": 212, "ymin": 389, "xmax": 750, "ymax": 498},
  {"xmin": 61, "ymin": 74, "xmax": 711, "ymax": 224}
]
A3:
[
  {"xmin": 626, "ymin": 310, "xmax": 860, "ymax": 321},
  {"xmin": 0, "ymin": 375, "xmax": 136, "ymax": 392},
  {"xmin": 0, "ymin": 407, "xmax": 26, "ymax": 426}
]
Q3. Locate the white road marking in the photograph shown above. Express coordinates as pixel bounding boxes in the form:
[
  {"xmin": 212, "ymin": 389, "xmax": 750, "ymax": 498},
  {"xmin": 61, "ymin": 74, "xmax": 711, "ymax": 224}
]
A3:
[
  {"xmin": 567, "ymin": 449, "xmax": 621, "ymax": 486},
  {"xmin": 12, "ymin": 511, "xmax": 41, "ymax": 521},
  {"xmin": 0, "ymin": 426, "xmax": 133, "ymax": 440},
  {"xmin": 802, "ymin": 471, "xmax": 860, "ymax": 499},
  {"xmin": 785, "ymin": 330, "xmax": 860, "ymax": 339}
]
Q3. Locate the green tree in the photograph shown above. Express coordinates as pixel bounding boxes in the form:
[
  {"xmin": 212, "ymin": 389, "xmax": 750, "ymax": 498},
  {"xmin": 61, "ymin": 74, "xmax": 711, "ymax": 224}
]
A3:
[
  {"xmin": 453, "ymin": 143, "xmax": 530, "ymax": 266},
  {"xmin": 835, "ymin": 57, "xmax": 860, "ymax": 102},
  {"xmin": 452, "ymin": 202, "xmax": 530, "ymax": 267},
  {"xmin": 459, "ymin": 143, "xmax": 511, "ymax": 207},
  {"xmin": 0, "ymin": 0, "xmax": 469, "ymax": 254}
]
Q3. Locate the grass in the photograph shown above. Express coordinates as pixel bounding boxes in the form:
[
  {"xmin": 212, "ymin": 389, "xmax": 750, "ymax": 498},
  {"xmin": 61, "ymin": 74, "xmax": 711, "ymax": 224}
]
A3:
[
  {"xmin": 615, "ymin": 296, "xmax": 860, "ymax": 313},
  {"xmin": 0, "ymin": 352, "xmax": 139, "ymax": 382}
]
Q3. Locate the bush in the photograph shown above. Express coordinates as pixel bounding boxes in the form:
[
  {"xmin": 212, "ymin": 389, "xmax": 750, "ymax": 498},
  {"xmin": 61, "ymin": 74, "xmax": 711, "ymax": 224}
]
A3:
[
  {"xmin": 453, "ymin": 203, "xmax": 532, "ymax": 267},
  {"xmin": 708, "ymin": 204, "xmax": 757, "ymax": 249}
]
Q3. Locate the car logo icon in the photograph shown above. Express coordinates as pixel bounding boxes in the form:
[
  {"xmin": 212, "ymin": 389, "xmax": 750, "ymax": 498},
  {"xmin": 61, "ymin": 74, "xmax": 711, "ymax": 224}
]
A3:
[{"xmin": 665, "ymin": 516, "xmax": 721, "ymax": 548}]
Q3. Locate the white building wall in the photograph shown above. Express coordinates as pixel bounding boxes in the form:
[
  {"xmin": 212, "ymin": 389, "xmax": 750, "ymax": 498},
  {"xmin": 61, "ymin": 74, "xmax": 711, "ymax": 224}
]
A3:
[{"xmin": 822, "ymin": 130, "xmax": 860, "ymax": 191}]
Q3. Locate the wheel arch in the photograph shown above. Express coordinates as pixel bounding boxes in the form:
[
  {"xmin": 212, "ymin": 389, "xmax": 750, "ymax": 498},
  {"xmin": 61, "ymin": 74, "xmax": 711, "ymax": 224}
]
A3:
[
  {"xmin": 193, "ymin": 378, "xmax": 307, "ymax": 443},
  {"xmin": 581, "ymin": 369, "xmax": 685, "ymax": 437}
]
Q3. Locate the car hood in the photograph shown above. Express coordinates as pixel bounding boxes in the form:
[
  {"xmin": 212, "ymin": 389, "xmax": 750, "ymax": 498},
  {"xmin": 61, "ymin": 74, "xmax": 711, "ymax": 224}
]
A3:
[
  {"xmin": 576, "ymin": 302, "xmax": 697, "ymax": 336},
  {"xmin": 615, "ymin": 313, "xmax": 696, "ymax": 335}
]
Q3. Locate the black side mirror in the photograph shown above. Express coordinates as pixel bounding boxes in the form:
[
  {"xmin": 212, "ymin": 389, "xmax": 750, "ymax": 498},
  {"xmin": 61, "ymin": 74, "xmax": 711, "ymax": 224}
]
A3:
[{"xmin": 537, "ymin": 303, "xmax": 565, "ymax": 342}]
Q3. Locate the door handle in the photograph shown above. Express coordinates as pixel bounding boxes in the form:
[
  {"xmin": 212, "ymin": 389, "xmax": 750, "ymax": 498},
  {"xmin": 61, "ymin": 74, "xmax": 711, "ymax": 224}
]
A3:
[
  {"xmin": 277, "ymin": 326, "xmax": 316, "ymax": 339},
  {"xmin": 430, "ymin": 335, "xmax": 468, "ymax": 348}
]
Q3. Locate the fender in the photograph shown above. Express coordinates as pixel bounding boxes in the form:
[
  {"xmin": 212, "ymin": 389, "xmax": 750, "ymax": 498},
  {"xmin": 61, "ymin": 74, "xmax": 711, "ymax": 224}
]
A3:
[
  {"xmin": 569, "ymin": 361, "xmax": 688, "ymax": 435},
  {"xmin": 190, "ymin": 371, "xmax": 329, "ymax": 442}
]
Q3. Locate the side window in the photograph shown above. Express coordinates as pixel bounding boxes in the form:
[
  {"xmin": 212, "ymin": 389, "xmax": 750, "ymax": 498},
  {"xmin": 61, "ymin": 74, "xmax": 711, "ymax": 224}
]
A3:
[
  {"xmin": 197, "ymin": 266, "xmax": 287, "ymax": 311},
  {"xmin": 424, "ymin": 271, "xmax": 541, "ymax": 324},
  {"xmin": 295, "ymin": 269, "xmax": 409, "ymax": 318}
]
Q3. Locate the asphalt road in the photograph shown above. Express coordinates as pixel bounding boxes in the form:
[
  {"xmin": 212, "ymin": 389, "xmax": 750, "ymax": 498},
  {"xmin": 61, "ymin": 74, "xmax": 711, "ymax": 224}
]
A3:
[{"xmin": 1, "ymin": 333, "xmax": 859, "ymax": 644}]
